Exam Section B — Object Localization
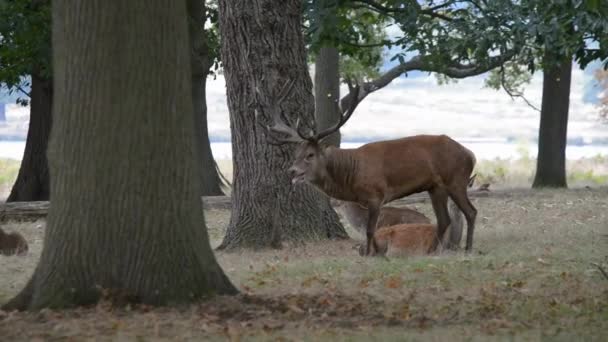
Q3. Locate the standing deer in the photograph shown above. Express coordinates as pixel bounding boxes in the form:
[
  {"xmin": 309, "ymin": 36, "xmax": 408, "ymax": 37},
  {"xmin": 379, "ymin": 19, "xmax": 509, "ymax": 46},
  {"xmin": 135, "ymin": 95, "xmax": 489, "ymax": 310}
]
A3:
[{"xmin": 257, "ymin": 80, "xmax": 477, "ymax": 256}]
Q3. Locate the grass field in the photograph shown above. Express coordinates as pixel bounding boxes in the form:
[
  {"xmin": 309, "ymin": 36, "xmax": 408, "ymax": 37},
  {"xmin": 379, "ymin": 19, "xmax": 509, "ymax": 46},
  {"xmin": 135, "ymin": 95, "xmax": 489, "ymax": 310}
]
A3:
[
  {"xmin": 0, "ymin": 159, "xmax": 20, "ymax": 200},
  {"xmin": 1, "ymin": 187, "xmax": 607, "ymax": 340}
]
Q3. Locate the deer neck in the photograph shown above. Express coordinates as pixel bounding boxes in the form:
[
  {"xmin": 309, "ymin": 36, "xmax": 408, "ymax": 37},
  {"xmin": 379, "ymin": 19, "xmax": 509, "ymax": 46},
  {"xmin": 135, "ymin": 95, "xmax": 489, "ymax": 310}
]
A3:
[{"xmin": 316, "ymin": 147, "xmax": 359, "ymax": 201}]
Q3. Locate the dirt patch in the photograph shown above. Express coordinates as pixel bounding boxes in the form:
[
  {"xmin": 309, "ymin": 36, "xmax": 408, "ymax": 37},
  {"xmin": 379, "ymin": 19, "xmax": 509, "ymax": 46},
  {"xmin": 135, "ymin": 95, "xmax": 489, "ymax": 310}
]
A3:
[{"xmin": 1, "ymin": 188, "xmax": 607, "ymax": 340}]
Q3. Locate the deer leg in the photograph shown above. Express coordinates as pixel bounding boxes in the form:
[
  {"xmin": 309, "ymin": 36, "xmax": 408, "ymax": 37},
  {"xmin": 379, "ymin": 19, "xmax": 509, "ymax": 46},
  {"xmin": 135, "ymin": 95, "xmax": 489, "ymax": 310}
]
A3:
[
  {"xmin": 365, "ymin": 204, "xmax": 381, "ymax": 256},
  {"xmin": 446, "ymin": 184, "xmax": 478, "ymax": 253},
  {"xmin": 428, "ymin": 187, "xmax": 450, "ymax": 254},
  {"xmin": 445, "ymin": 198, "xmax": 464, "ymax": 251}
]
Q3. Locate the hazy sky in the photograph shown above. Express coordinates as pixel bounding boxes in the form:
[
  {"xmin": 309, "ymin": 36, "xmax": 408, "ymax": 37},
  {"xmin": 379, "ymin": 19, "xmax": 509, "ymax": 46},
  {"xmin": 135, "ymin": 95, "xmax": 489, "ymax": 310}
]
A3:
[
  {"xmin": 204, "ymin": 61, "xmax": 607, "ymax": 142},
  {"xmin": 3, "ymin": 56, "xmax": 607, "ymax": 143}
]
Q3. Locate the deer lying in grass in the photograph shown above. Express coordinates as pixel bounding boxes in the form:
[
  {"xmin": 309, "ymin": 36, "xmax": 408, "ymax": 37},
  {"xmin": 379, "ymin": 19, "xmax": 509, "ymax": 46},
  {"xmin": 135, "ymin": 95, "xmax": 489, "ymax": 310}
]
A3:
[
  {"xmin": 0, "ymin": 228, "xmax": 28, "ymax": 256},
  {"xmin": 331, "ymin": 199, "xmax": 431, "ymax": 232},
  {"xmin": 362, "ymin": 223, "xmax": 439, "ymax": 257},
  {"xmin": 333, "ymin": 197, "xmax": 466, "ymax": 251},
  {"xmin": 257, "ymin": 80, "xmax": 477, "ymax": 256}
]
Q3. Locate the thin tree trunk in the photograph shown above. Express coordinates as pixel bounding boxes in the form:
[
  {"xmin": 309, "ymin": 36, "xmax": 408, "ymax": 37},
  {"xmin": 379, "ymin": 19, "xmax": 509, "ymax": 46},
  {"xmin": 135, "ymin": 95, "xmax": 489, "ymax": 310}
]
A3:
[
  {"xmin": 217, "ymin": 0, "xmax": 347, "ymax": 250},
  {"xmin": 6, "ymin": 74, "xmax": 52, "ymax": 202},
  {"xmin": 314, "ymin": 46, "xmax": 341, "ymax": 147},
  {"xmin": 188, "ymin": 0, "xmax": 225, "ymax": 196},
  {"xmin": 3, "ymin": 0, "xmax": 236, "ymax": 311},
  {"xmin": 532, "ymin": 57, "xmax": 572, "ymax": 188}
]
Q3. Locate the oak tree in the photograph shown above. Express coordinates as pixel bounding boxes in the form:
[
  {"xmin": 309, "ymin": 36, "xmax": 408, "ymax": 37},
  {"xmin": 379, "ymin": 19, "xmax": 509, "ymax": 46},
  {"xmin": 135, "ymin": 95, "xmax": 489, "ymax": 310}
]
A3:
[{"xmin": 3, "ymin": 0, "xmax": 236, "ymax": 310}]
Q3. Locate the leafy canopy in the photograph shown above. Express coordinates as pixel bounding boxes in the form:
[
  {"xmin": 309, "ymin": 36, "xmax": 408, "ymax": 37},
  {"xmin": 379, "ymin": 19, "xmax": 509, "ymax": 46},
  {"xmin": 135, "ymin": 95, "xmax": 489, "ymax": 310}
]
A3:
[{"xmin": 0, "ymin": 0, "xmax": 51, "ymax": 104}]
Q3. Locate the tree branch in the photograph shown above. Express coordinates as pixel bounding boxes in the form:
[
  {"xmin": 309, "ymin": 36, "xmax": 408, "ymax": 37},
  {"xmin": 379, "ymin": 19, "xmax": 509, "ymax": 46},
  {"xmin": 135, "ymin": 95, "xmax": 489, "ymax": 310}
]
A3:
[
  {"xmin": 499, "ymin": 65, "xmax": 541, "ymax": 112},
  {"xmin": 339, "ymin": 51, "xmax": 515, "ymax": 111},
  {"xmin": 352, "ymin": 0, "xmax": 454, "ymax": 21},
  {"xmin": 17, "ymin": 85, "xmax": 31, "ymax": 97},
  {"xmin": 591, "ymin": 262, "xmax": 608, "ymax": 281}
]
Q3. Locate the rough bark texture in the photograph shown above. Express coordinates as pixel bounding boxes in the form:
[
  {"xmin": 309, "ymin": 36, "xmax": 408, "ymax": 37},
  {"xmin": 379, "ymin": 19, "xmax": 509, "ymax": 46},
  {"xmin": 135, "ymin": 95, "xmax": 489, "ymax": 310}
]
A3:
[
  {"xmin": 188, "ymin": 0, "xmax": 225, "ymax": 196},
  {"xmin": 217, "ymin": 0, "xmax": 347, "ymax": 250},
  {"xmin": 7, "ymin": 74, "xmax": 52, "ymax": 202},
  {"xmin": 533, "ymin": 57, "xmax": 572, "ymax": 188},
  {"xmin": 3, "ymin": 0, "xmax": 236, "ymax": 311},
  {"xmin": 314, "ymin": 46, "xmax": 341, "ymax": 147}
]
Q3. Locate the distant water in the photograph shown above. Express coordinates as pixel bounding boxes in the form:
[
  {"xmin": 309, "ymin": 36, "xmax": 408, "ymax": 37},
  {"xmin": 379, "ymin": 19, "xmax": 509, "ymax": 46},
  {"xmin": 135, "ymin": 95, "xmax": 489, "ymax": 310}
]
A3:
[{"xmin": 2, "ymin": 140, "xmax": 608, "ymax": 161}]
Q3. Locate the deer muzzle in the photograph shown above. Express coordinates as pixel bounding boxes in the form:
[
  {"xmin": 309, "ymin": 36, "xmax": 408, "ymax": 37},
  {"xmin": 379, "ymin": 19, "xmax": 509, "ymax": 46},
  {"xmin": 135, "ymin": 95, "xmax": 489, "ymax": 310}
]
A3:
[{"xmin": 288, "ymin": 166, "xmax": 306, "ymax": 185}]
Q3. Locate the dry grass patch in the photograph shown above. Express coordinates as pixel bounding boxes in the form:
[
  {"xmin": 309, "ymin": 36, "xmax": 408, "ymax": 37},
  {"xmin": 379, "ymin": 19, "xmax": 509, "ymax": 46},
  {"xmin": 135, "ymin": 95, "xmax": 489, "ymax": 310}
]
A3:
[
  {"xmin": 0, "ymin": 158, "xmax": 20, "ymax": 200},
  {"xmin": 1, "ymin": 188, "xmax": 607, "ymax": 340}
]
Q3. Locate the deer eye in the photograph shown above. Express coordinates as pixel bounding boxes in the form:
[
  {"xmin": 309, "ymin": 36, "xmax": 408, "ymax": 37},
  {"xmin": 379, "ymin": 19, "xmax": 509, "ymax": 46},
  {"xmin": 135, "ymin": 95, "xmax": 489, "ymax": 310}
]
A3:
[{"xmin": 306, "ymin": 153, "xmax": 314, "ymax": 160}]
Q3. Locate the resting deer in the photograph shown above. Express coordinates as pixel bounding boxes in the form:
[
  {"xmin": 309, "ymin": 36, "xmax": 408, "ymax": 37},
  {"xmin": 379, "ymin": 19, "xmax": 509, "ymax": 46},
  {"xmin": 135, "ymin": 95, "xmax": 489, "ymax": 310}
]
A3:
[
  {"xmin": 256, "ymin": 80, "xmax": 477, "ymax": 256},
  {"xmin": 0, "ymin": 228, "xmax": 28, "ymax": 256},
  {"xmin": 331, "ymin": 199, "xmax": 431, "ymax": 232},
  {"xmin": 333, "ymin": 198, "xmax": 467, "ymax": 251},
  {"xmin": 364, "ymin": 223, "xmax": 439, "ymax": 257}
]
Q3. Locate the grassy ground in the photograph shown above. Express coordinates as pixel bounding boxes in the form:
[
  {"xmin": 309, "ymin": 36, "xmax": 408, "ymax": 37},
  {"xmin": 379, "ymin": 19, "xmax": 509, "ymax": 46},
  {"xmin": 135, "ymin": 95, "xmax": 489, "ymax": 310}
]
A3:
[
  {"xmin": 1, "ymin": 188, "xmax": 607, "ymax": 340},
  {"xmin": 0, "ymin": 158, "xmax": 20, "ymax": 200}
]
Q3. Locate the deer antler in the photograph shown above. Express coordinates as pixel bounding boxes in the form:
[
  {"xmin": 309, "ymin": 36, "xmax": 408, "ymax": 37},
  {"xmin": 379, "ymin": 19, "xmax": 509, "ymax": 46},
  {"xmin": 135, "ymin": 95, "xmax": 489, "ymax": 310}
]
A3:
[
  {"xmin": 255, "ymin": 79, "xmax": 309, "ymax": 144},
  {"xmin": 316, "ymin": 78, "xmax": 361, "ymax": 141}
]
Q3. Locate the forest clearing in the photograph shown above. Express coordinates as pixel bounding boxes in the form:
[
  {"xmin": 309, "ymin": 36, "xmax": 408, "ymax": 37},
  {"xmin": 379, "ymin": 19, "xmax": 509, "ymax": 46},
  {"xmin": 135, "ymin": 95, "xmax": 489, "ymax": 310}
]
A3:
[
  {"xmin": 2, "ymin": 0, "xmax": 608, "ymax": 341},
  {"xmin": 1, "ymin": 187, "xmax": 607, "ymax": 340}
]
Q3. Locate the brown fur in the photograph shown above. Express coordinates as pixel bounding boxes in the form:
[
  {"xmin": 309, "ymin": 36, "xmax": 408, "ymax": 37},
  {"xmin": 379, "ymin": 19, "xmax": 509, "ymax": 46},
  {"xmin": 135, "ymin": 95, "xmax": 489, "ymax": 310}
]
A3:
[
  {"xmin": 332, "ymin": 200, "xmax": 431, "ymax": 234},
  {"xmin": 0, "ymin": 228, "xmax": 29, "ymax": 256},
  {"xmin": 333, "ymin": 197, "xmax": 469, "ymax": 251},
  {"xmin": 289, "ymin": 135, "xmax": 478, "ymax": 255},
  {"xmin": 259, "ymin": 83, "xmax": 477, "ymax": 256},
  {"xmin": 358, "ymin": 224, "xmax": 440, "ymax": 257}
]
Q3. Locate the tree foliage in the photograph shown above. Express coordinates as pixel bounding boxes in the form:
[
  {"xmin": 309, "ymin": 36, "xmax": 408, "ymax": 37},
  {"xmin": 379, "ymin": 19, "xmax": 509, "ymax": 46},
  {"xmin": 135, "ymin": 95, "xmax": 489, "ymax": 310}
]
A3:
[
  {"xmin": 485, "ymin": 0, "xmax": 608, "ymax": 100},
  {"xmin": 0, "ymin": 0, "xmax": 51, "ymax": 104},
  {"xmin": 304, "ymin": 0, "xmax": 387, "ymax": 82}
]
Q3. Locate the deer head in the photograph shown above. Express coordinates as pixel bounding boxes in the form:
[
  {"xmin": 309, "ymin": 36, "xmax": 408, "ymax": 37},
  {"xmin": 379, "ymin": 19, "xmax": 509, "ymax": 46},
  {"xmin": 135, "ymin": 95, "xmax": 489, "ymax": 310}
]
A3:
[{"xmin": 256, "ymin": 79, "xmax": 361, "ymax": 185}]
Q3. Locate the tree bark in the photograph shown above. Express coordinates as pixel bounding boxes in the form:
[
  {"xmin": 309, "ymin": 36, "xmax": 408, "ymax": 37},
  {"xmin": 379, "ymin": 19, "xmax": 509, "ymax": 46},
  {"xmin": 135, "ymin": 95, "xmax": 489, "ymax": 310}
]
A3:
[
  {"xmin": 532, "ymin": 57, "xmax": 572, "ymax": 188},
  {"xmin": 3, "ymin": 0, "xmax": 236, "ymax": 311},
  {"xmin": 217, "ymin": 0, "xmax": 347, "ymax": 250},
  {"xmin": 314, "ymin": 46, "xmax": 341, "ymax": 147},
  {"xmin": 6, "ymin": 74, "xmax": 52, "ymax": 202},
  {"xmin": 188, "ymin": 0, "xmax": 225, "ymax": 196}
]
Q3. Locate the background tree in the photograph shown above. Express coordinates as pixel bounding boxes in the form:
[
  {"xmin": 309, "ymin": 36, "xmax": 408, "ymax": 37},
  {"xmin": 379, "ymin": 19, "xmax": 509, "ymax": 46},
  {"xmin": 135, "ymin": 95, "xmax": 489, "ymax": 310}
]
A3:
[
  {"xmin": 0, "ymin": 0, "xmax": 228, "ymax": 200},
  {"xmin": 3, "ymin": 0, "xmax": 236, "ymax": 310},
  {"xmin": 0, "ymin": 0, "xmax": 52, "ymax": 202},
  {"xmin": 306, "ymin": 0, "xmax": 386, "ymax": 147},
  {"xmin": 187, "ymin": 0, "xmax": 227, "ymax": 196},
  {"xmin": 304, "ymin": 0, "xmax": 520, "ymax": 150},
  {"xmin": 217, "ymin": 0, "xmax": 347, "ymax": 250},
  {"xmin": 484, "ymin": 0, "xmax": 608, "ymax": 187},
  {"xmin": 323, "ymin": 1, "xmax": 607, "ymax": 188}
]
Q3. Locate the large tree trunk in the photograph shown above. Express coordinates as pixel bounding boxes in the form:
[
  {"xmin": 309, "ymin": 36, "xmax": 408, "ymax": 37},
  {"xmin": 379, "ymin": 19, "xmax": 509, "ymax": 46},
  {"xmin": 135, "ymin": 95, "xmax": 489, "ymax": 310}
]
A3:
[
  {"xmin": 532, "ymin": 57, "xmax": 572, "ymax": 188},
  {"xmin": 6, "ymin": 74, "xmax": 52, "ymax": 202},
  {"xmin": 217, "ymin": 0, "xmax": 347, "ymax": 250},
  {"xmin": 3, "ymin": 0, "xmax": 236, "ymax": 311},
  {"xmin": 188, "ymin": 0, "xmax": 225, "ymax": 196},
  {"xmin": 314, "ymin": 46, "xmax": 341, "ymax": 147}
]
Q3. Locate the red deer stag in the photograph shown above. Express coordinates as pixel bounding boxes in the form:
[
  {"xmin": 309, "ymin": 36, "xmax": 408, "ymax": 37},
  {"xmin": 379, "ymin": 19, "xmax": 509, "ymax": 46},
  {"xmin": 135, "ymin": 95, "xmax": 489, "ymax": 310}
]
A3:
[{"xmin": 256, "ymin": 80, "xmax": 477, "ymax": 256}]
